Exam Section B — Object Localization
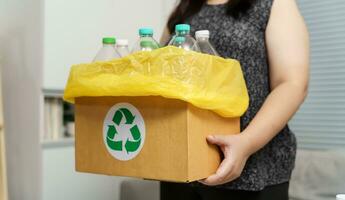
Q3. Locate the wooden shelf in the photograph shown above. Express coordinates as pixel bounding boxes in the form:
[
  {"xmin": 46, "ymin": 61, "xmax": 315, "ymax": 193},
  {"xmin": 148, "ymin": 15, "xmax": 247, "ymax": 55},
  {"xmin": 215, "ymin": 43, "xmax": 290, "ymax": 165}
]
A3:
[{"xmin": 42, "ymin": 89, "xmax": 64, "ymax": 98}]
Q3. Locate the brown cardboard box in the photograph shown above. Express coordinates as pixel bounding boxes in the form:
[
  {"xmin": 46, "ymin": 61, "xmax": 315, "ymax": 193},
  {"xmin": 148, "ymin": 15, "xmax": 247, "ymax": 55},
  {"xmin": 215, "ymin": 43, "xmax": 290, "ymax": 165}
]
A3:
[{"xmin": 75, "ymin": 96, "xmax": 239, "ymax": 182}]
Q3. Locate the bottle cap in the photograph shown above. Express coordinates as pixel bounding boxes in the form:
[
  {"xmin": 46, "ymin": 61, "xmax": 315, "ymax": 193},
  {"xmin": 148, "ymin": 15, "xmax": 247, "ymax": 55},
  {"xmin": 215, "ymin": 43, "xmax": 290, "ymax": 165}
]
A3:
[
  {"xmin": 139, "ymin": 28, "xmax": 153, "ymax": 36},
  {"xmin": 175, "ymin": 24, "xmax": 191, "ymax": 32},
  {"xmin": 117, "ymin": 39, "xmax": 129, "ymax": 46},
  {"xmin": 195, "ymin": 30, "xmax": 210, "ymax": 39},
  {"xmin": 102, "ymin": 37, "xmax": 116, "ymax": 44}
]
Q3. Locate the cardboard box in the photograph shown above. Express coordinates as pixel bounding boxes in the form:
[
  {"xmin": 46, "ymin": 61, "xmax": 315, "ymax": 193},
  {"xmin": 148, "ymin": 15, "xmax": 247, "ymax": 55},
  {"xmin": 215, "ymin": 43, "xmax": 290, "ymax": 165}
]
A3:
[{"xmin": 75, "ymin": 96, "xmax": 239, "ymax": 182}]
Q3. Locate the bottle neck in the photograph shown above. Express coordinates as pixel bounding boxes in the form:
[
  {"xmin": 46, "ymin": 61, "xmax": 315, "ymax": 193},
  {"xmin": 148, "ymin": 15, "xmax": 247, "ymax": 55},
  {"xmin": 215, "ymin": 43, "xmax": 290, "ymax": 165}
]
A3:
[
  {"xmin": 103, "ymin": 43, "xmax": 115, "ymax": 47},
  {"xmin": 196, "ymin": 37, "xmax": 209, "ymax": 42},
  {"xmin": 117, "ymin": 45, "xmax": 129, "ymax": 49},
  {"xmin": 176, "ymin": 30, "xmax": 190, "ymax": 36},
  {"xmin": 140, "ymin": 34, "xmax": 153, "ymax": 38}
]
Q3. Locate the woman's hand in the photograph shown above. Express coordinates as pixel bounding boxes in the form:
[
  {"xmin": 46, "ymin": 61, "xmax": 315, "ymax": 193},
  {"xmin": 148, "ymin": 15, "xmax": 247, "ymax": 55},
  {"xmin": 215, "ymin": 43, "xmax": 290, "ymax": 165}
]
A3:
[{"xmin": 199, "ymin": 133, "xmax": 255, "ymax": 186}]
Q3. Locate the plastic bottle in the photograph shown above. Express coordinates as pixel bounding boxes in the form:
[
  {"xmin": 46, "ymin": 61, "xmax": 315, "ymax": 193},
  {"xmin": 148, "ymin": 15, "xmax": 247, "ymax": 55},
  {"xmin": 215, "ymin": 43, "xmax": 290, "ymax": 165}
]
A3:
[
  {"xmin": 132, "ymin": 28, "xmax": 160, "ymax": 52},
  {"xmin": 93, "ymin": 37, "xmax": 120, "ymax": 61},
  {"xmin": 116, "ymin": 39, "xmax": 130, "ymax": 57},
  {"xmin": 195, "ymin": 30, "xmax": 219, "ymax": 56},
  {"xmin": 168, "ymin": 24, "xmax": 200, "ymax": 52}
]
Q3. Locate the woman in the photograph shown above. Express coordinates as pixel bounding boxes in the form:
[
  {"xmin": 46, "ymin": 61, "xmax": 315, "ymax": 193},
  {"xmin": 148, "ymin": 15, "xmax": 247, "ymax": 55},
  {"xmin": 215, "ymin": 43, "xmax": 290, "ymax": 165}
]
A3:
[{"xmin": 160, "ymin": 0, "xmax": 309, "ymax": 199}]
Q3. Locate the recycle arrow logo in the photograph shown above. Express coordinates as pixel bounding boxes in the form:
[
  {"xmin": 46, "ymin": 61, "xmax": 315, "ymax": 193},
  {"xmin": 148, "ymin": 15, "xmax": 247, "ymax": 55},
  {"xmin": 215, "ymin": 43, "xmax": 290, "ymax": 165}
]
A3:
[
  {"xmin": 103, "ymin": 103, "xmax": 145, "ymax": 161},
  {"xmin": 106, "ymin": 108, "xmax": 142, "ymax": 154}
]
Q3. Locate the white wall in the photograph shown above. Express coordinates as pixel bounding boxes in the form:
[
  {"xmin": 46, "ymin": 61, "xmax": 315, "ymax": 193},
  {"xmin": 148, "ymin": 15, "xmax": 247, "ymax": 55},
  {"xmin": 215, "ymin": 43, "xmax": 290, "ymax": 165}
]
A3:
[
  {"xmin": 290, "ymin": 0, "xmax": 345, "ymax": 149},
  {"xmin": 0, "ymin": 0, "xmax": 43, "ymax": 199},
  {"xmin": 43, "ymin": 0, "xmax": 178, "ymax": 90}
]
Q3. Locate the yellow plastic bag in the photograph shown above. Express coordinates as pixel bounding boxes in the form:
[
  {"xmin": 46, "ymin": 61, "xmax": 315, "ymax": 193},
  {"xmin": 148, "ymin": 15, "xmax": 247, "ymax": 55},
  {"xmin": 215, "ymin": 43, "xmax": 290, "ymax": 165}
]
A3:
[{"xmin": 63, "ymin": 46, "xmax": 249, "ymax": 117}]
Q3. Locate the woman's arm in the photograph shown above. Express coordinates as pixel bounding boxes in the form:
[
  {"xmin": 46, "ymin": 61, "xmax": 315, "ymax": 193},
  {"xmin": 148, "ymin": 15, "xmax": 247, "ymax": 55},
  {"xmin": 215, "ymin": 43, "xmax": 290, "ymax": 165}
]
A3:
[{"xmin": 201, "ymin": 0, "xmax": 309, "ymax": 186}]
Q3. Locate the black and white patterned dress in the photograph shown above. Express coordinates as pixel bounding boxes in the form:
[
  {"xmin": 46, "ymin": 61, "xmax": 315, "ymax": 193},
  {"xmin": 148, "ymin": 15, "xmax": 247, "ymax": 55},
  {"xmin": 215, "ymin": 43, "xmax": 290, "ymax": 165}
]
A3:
[{"xmin": 185, "ymin": 0, "xmax": 297, "ymax": 191}]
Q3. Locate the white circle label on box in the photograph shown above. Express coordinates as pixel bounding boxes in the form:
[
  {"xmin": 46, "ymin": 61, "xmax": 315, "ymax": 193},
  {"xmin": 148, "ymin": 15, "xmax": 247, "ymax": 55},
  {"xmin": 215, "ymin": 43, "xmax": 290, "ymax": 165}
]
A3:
[{"xmin": 103, "ymin": 103, "xmax": 146, "ymax": 161}]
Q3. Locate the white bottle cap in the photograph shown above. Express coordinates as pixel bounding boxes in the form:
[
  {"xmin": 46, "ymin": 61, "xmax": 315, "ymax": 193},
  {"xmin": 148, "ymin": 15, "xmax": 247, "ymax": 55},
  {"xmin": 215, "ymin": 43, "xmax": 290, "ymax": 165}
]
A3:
[
  {"xmin": 195, "ymin": 30, "xmax": 210, "ymax": 39},
  {"xmin": 117, "ymin": 39, "xmax": 129, "ymax": 46},
  {"xmin": 337, "ymin": 194, "xmax": 345, "ymax": 200}
]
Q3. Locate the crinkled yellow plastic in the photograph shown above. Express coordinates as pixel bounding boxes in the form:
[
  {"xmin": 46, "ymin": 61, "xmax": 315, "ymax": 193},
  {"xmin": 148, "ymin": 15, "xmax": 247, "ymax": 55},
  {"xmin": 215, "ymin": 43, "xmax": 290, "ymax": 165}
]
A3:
[{"xmin": 63, "ymin": 46, "xmax": 249, "ymax": 117}]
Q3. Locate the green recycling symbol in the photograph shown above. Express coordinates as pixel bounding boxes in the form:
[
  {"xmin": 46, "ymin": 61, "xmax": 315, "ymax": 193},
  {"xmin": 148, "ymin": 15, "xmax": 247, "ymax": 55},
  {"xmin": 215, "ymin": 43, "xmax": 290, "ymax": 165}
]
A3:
[{"xmin": 103, "ymin": 103, "xmax": 145, "ymax": 161}]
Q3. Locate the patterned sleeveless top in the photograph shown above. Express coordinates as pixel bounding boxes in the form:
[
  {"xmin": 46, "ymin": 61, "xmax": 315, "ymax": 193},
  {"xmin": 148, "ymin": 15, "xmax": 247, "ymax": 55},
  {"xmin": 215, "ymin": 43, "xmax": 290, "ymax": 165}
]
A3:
[{"xmin": 185, "ymin": 0, "xmax": 297, "ymax": 191}]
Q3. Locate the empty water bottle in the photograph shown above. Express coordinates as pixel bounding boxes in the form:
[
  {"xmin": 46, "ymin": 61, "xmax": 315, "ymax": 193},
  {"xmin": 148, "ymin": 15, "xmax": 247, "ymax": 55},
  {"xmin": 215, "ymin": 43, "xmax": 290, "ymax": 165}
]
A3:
[
  {"xmin": 168, "ymin": 24, "xmax": 200, "ymax": 52},
  {"xmin": 132, "ymin": 28, "xmax": 160, "ymax": 52},
  {"xmin": 195, "ymin": 30, "xmax": 219, "ymax": 56},
  {"xmin": 116, "ymin": 39, "xmax": 130, "ymax": 57},
  {"xmin": 93, "ymin": 37, "xmax": 120, "ymax": 61}
]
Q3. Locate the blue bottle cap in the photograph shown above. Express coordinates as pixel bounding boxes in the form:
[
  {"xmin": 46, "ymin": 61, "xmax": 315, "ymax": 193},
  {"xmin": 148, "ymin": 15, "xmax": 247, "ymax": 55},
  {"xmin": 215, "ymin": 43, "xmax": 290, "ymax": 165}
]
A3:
[
  {"xmin": 175, "ymin": 24, "xmax": 191, "ymax": 32},
  {"xmin": 139, "ymin": 28, "xmax": 153, "ymax": 36}
]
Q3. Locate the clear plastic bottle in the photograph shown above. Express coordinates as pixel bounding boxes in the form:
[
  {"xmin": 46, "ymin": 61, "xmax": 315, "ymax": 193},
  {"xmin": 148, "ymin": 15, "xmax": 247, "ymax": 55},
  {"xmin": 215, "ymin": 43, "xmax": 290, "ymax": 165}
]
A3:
[
  {"xmin": 195, "ymin": 30, "xmax": 219, "ymax": 56},
  {"xmin": 93, "ymin": 37, "xmax": 120, "ymax": 61},
  {"xmin": 132, "ymin": 28, "xmax": 160, "ymax": 52},
  {"xmin": 168, "ymin": 24, "xmax": 200, "ymax": 52},
  {"xmin": 116, "ymin": 39, "xmax": 130, "ymax": 57}
]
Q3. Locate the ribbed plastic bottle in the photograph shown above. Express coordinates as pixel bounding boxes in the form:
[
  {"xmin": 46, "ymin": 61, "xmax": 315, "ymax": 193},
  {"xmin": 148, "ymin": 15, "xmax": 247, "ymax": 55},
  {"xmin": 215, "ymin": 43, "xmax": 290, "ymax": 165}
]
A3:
[
  {"xmin": 168, "ymin": 24, "xmax": 200, "ymax": 52},
  {"xmin": 116, "ymin": 39, "xmax": 130, "ymax": 57},
  {"xmin": 93, "ymin": 37, "xmax": 120, "ymax": 61},
  {"xmin": 132, "ymin": 28, "xmax": 160, "ymax": 52},
  {"xmin": 195, "ymin": 30, "xmax": 219, "ymax": 56}
]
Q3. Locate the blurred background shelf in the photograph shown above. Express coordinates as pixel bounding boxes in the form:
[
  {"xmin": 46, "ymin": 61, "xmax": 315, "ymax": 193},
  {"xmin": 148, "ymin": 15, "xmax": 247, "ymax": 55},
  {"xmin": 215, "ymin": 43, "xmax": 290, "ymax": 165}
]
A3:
[
  {"xmin": 42, "ymin": 89, "xmax": 64, "ymax": 98},
  {"xmin": 41, "ymin": 138, "xmax": 75, "ymax": 149}
]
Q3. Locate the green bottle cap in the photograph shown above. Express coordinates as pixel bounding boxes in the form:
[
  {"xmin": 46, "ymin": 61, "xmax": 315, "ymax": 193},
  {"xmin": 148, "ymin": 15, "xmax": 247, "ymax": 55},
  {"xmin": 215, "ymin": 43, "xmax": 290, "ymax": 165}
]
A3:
[
  {"xmin": 139, "ymin": 28, "xmax": 153, "ymax": 36},
  {"xmin": 102, "ymin": 37, "xmax": 116, "ymax": 44},
  {"xmin": 175, "ymin": 24, "xmax": 190, "ymax": 32}
]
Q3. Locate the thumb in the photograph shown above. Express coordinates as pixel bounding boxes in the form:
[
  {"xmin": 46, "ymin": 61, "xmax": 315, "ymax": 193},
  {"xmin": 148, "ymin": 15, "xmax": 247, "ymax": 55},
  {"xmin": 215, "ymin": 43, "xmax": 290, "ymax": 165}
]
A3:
[{"xmin": 206, "ymin": 135, "xmax": 228, "ymax": 146}]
